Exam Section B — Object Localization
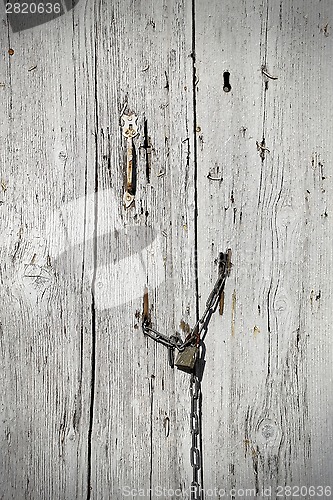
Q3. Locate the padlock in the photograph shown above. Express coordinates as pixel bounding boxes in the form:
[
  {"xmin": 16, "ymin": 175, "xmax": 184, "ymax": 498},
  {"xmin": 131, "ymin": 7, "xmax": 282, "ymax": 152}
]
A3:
[{"xmin": 175, "ymin": 345, "xmax": 198, "ymax": 373}]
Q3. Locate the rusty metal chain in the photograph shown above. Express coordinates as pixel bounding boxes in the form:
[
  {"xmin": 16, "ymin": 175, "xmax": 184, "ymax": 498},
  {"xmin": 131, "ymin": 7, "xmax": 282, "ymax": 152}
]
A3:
[
  {"xmin": 190, "ymin": 374, "xmax": 201, "ymax": 500},
  {"xmin": 142, "ymin": 323, "xmax": 183, "ymax": 351},
  {"xmin": 142, "ymin": 250, "xmax": 231, "ymax": 361},
  {"xmin": 142, "ymin": 250, "xmax": 232, "ymax": 499}
]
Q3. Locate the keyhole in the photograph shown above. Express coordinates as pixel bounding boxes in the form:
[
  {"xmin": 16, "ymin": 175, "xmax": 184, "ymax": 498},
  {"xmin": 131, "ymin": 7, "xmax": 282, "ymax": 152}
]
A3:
[{"xmin": 223, "ymin": 71, "xmax": 231, "ymax": 92}]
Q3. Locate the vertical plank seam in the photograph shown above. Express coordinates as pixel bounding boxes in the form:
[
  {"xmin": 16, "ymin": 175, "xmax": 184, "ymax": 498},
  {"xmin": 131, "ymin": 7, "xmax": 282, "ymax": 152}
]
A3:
[
  {"xmin": 86, "ymin": 23, "xmax": 100, "ymax": 500},
  {"xmin": 259, "ymin": 0, "xmax": 274, "ymax": 378},
  {"xmin": 6, "ymin": 14, "xmax": 13, "ymax": 116},
  {"xmin": 261, "ymin": 0, "xmax": 270, "ymax": 140},
  {"xmin": 191, "ymin": 0, "xmax": 205, "ymax": 494},
  {"xmin": 191, "ymin": 0, "xmax": 199, "ymax": 323}
]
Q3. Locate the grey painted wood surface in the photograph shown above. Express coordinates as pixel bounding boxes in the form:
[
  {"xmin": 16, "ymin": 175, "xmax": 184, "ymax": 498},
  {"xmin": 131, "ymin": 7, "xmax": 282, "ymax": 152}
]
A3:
[
  {"xmin": 195, "ymin": 0, "xmax": 333, "ymax": 496},
  {"xmin": 0, "ymin": 0, "xmax": 332, "ymax": 499}
]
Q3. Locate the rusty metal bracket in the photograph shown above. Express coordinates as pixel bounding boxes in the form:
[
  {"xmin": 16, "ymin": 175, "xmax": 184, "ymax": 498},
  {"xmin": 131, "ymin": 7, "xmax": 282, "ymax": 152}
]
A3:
[{"xmin": 121, "ymin": 113, "xmax": 139, "ymax": 209}]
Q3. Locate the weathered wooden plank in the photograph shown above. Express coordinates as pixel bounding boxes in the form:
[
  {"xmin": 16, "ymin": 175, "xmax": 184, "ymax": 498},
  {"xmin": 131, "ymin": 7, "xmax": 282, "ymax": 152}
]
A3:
[
  {"xmin": 263, "ymin": 0, "xmax": 333, "ymax": 490},
  {"xmin": 195, "ymin": 0, "xmax": 333, "ymax": 497},
  {"xmin": 2, "ymin": 0, "xmax": 331, "ymax": 498},
  {"xmin": 0, "ymin": 1, "xmax": 199, "ymax": 498},
  {"xmin": 0, "ymin": 2, "xmax": 97, "ymax": 498},
  {"xmin": 88, "ymin": 0, "xmax": 196, "ymax": 498}
]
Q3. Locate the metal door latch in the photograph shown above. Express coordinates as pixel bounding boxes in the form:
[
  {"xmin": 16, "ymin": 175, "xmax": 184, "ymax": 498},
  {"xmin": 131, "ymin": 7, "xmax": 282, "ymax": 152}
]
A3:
[
  {"xmin": 143, "ymin": 251, "xmax": 232, "ymax": 373},
  {"xmin": 121, "ymin": 113, "xmax": 139, "ymax": 208}
]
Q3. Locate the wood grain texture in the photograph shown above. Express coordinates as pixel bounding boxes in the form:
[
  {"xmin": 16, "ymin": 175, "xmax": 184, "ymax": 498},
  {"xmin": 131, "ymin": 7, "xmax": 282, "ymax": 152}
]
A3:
[
  {"xmin": 88, "ymin": 0, "xmax": 196, "ymax": 497},
  {"xmin": 195, "ymin": 0, "xmax": 333, "ymax": 497},
  {"xmin": 0, "ymin": 2, "xmax": 97, "ymax": 498},
  {"xmin": 1, "ymin": 0, "xmax": 196, "ymax": 498},
  {"xmin": 1, "ymin": 0, "xmax": 333, "ymax": 498}
]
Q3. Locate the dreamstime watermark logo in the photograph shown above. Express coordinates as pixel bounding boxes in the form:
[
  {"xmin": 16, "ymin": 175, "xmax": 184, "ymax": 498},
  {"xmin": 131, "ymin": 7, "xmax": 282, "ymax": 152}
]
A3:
[
  {"xmin": 3, "ymin": 0, "xmax": 81, "ymax": 32},
  {"xmin": 45, "ymin": 188, "xmax": 165, "ymax": 311}
]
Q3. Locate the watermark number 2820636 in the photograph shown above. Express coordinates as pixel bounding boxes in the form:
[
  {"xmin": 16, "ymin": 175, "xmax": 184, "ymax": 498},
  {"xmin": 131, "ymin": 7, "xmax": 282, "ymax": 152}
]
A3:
[
  {"xmin": 3, "ymin": 0, "xmax": 81, "ymax": 32},
  {"xmin": 5, "ymin": 2, "xmax": 61, "ymax": 14}
]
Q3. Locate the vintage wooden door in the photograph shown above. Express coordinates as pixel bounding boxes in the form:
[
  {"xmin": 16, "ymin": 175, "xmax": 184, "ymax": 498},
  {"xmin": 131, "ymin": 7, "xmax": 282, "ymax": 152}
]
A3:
[{"xmin": 1, "ymin": 0, "xmax": 332, "ymax": 499}]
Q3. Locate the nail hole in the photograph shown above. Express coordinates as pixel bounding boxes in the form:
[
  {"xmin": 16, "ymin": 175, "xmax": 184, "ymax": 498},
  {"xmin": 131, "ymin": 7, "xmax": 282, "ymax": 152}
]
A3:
[{"xmin": 223, "ymin": 71, "xmax": 231, "ymax": 92}]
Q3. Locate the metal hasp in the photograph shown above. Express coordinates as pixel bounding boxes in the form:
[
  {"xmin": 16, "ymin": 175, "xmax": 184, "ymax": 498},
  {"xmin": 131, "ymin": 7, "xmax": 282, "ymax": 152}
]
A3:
[
  {"xmin": 121, "ymin": 113, "xmax": 139, "ymax": 209},
  {"xmin": 142, "ymin": 250, "xmax": 232, "ymax": 374}
]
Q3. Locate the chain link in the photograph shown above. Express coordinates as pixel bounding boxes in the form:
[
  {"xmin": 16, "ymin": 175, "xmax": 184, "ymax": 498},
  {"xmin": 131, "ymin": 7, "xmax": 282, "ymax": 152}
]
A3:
[
  {"xmin": 142, "ymin": 323, "xmax": 182, "ymax": 350},
  {"xmin": 191, "ymin": 253, "xmax": 229, "ymax": 340},
  {"xmin": 142, "ymin": 251, "xmax": 231, "ymax": 499},
  {"xmin": 190, "ymin": 374, "xmax": 201, "ymax": 500}
]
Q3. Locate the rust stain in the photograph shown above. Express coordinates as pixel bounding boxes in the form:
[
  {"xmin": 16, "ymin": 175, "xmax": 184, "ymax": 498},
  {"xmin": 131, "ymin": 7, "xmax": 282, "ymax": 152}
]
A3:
[
  {"xmin": 231, "ymin": 290, "xmax": 236, "ymax": 336},
  {"xmin": 179, "ymin": 320, "xmax": 191, "ymax": 335},
  {"xmin": 8, "ymin": 48, "xmax": 14, "ymax": 56},
  {"xmin": 244, "ymin": 439, "xmax": 251, "ymax": 457},
  {"xmin": 219, "ymin": 290, "xmax": 225, "ymax": 316},
  {"xmin": 143, "ymin": 287, "xmax": 150, "ymax": 324}
]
